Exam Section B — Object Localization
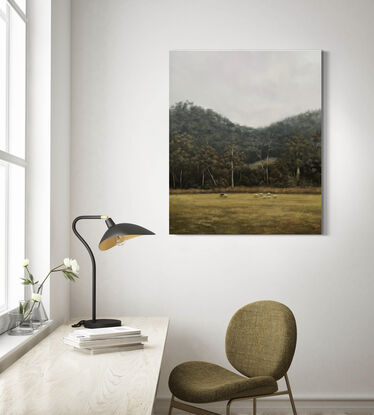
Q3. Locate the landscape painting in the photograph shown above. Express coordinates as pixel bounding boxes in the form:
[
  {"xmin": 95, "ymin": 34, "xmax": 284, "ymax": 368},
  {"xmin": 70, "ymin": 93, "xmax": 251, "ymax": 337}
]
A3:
[{"xmin": 169, "ymin": 50, "xmax": 322, "ymax": 234}]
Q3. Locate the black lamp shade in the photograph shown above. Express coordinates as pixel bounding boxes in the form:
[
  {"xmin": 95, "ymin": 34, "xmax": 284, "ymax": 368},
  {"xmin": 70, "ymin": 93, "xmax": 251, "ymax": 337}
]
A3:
[{"xmin": 99, "ymin": 220, "xmax": 155, "ymax": 251}]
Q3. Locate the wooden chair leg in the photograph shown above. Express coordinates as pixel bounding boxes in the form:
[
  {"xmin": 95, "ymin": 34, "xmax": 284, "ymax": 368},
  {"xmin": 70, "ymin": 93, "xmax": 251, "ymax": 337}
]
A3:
[
  {"xmin": 285, "ymin": 374, "xmax": 297, "ymax": 415},
  {"xmin": 253, "ymin": 398, "xmax": 256, "ymax": 415},
  {"xmin": 168, "ymin": 395, "xmax": 174, "ymax": 415}
]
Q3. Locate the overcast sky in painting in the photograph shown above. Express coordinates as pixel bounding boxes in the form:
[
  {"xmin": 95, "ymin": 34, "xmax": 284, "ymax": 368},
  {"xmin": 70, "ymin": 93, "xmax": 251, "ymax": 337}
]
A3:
[{"xmin": 170, "ymin": 50, "xmax": 321, "ymax": 128}]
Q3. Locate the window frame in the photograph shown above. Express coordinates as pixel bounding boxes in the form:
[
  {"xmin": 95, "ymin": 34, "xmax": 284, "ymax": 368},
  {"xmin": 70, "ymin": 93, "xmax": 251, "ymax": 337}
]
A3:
[{"xmin": 0, "ymin": 0, "xmax": 27, "ymax": 315}]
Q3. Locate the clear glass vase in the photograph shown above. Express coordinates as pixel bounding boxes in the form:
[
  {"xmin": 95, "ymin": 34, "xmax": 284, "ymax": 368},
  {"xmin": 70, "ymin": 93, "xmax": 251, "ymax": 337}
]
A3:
[
  {"xmin": 31, "ymin": 284, "xmax": 49, "ymax": 328},
  {"xmin": 8, "ymin": 301, "xmax": 34, "ymax": 336}
]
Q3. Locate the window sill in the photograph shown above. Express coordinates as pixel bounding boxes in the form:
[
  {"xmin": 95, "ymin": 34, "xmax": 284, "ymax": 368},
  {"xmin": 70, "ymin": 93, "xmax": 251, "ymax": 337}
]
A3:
[{"xmin": 0, "ymin": 320, "xmax": 56, "ymax": 373}]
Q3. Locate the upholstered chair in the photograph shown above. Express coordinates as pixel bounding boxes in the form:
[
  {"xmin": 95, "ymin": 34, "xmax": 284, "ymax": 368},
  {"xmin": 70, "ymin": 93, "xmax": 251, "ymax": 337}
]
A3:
[{"xmin": 168, "ymin": 300, "xmax": 298, "ymax": 415}]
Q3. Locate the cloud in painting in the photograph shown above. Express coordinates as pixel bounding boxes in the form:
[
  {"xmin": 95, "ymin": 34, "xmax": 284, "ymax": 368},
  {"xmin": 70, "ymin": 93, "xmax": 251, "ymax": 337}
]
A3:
[{"xmin": 170, "ymin": 50, "xmax": 321, "ymax": 128}]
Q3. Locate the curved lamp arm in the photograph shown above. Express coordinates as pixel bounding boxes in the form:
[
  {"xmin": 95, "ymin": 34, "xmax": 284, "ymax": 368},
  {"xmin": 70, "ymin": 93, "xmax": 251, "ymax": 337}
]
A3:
[{"xmin": 72, "ymin": 215, "xmax": 107, "ymax": 322}]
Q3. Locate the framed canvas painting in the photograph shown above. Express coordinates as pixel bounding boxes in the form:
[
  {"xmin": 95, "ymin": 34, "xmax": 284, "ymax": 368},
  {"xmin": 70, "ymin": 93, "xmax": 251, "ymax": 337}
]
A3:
[{"xmin": 169, "ymin": 50, "xmax": 322, "ymax": 235}]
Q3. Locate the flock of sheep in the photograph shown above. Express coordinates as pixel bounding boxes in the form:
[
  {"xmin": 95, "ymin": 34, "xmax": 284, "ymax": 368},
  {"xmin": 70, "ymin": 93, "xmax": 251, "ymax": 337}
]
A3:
[
  {"xmin": 254, "ymin": 192, "xmax": 277, "ymax": 199},
  {"xmin": 219, "ymin": 192, "xmax": 278, "ymax": 199}
]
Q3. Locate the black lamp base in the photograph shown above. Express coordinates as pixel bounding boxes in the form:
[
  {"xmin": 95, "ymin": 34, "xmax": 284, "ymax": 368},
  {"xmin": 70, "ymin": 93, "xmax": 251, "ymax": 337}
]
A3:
[{"xmin": 83, "ymin": 318, "xmax": 122, "ymax": 329}]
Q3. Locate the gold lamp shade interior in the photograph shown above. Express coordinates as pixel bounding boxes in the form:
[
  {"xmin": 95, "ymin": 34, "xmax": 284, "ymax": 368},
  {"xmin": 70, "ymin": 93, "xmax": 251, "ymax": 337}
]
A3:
[{"xmin": 98, "ymin": 220, "xmax": 154, "ymax": 251}]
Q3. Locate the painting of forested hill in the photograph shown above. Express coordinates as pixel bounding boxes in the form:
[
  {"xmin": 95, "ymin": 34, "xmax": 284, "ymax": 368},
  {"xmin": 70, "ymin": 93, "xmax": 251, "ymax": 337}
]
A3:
[{"xmin": 169, "ymin": 51, "xmax": 322, "ymax": 234}]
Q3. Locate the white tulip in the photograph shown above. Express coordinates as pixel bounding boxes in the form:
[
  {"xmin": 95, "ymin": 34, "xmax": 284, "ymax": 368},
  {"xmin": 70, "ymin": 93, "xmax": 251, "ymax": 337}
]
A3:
[
  {"xmin": 32, "ymin": 293, "xmax": 42, "ymax": 302},
  {"xmin": 22, "ymin": 258, "xmax": 30, "ymax": 267},
  {"xmin": 63, "ymin": 258, "xmax": 71, "ymax": 268},
  {"xmin": 71, "ymin": 259, "xmax": 80, "ymax": 274}
]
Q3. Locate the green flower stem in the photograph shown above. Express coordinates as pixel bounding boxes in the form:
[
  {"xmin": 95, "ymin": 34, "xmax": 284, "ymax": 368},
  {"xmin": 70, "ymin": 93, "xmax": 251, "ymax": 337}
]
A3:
[
  {"xmin": 22, "ymin": 301, "xmax": 36, "ymax": 323},
  {"xmin": 37, "ymin": 263, "xmax": 64, "ymax": 294},
  {"xmin": 24, "ymin": 265, "xmax": 32, "ymax": 278}
]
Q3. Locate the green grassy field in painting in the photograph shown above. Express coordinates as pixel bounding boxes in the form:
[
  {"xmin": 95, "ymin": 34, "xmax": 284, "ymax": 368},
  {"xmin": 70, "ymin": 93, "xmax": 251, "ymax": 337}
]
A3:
[{"xmin": 170, "ymin": 193, "xmax": 321, "ymax": 235}]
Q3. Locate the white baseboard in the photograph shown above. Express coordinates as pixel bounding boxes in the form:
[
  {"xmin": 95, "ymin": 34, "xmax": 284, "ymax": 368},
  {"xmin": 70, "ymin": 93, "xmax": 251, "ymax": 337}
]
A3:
[{"xmin": 153, "ymin": 397, "xmax": 374, "ymax": 415}]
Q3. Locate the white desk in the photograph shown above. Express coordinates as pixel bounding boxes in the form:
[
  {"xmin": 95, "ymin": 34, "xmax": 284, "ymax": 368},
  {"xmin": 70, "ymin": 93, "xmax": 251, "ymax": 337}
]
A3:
[{"xmin": 0, "ymin": 317, "xmax": 169, "ymax": 415}]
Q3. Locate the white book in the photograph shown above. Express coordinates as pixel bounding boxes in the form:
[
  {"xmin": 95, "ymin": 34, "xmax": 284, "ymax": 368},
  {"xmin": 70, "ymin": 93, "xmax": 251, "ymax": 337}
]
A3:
[
  {"xmin": 66, "ymin": 333, "xmax": 146, "ymax": 345},
  {"xmin": 74, "ymin": 343, "xmax": 144, "ymax": 355},
  {"xmin": 71, "ymin": 326, "xmax": 141, "ymax": 340},
  {"xmin": 71, "ymin": 334, "xmax": 143, "ymax": 342},
  {"xmin": 63, "ymin": 335, "xmax": 148, "ymax": 349}
]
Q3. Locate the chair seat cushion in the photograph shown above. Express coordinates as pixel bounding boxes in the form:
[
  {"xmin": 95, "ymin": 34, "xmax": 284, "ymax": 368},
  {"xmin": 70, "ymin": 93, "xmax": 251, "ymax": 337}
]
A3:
[{"xmin": 169, "ymin": 361, "xmax": 278, "ymax": 403}]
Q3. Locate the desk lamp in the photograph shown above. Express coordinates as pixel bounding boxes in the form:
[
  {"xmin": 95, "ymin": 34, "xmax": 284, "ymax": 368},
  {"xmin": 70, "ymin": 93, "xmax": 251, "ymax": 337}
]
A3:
[{"xmin": 72, "ymin": 215, "xmax": 154, "ymax": 329}]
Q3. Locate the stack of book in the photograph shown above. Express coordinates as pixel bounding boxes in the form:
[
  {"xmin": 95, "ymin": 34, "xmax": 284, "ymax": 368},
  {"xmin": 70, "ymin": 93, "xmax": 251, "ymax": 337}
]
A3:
[{"xmin": 63, "ymin": 326, "xmax": 147, "ymax": 354}]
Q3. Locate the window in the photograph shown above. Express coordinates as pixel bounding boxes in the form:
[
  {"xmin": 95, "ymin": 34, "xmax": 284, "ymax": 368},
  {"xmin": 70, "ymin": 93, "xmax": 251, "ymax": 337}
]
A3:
[{"xmin": 0, "ymin": 0, "xmax": 26, "ymax": 313}]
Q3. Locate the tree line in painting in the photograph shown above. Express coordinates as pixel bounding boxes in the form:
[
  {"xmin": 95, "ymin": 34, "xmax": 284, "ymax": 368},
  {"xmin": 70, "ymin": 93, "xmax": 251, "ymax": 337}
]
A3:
[{"xmin": 170, "ymin": 102, "xmax": 321, "ymax": 189}]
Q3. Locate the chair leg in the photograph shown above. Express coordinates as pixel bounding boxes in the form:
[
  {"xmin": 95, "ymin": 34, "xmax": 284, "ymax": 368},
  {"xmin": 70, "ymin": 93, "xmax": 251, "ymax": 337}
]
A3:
[
  {"xmin": 285, "ymin": 374, "xmax": 297, "ymax": 415},
  {"xmin": 168, "ymin": 395, "xmax": 174, "ymax": 415},
  {"xmin": 226, "ymin": 399, "xmax": 233, "ymax": 415},
  {"xmin": 253, "ymin": 398, "xmax": 256, "ymax": 415}
]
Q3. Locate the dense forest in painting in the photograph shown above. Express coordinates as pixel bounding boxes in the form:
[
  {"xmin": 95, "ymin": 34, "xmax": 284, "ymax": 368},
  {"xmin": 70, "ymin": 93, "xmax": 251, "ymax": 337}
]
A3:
[{"xmin": 170, "ymin": 101, "xmax": 321, "ymax": 190}]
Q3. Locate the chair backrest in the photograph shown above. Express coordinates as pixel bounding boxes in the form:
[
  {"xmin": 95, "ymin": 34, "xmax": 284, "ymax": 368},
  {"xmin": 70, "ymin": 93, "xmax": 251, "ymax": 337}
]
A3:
[{"xmin": 225, "ymin": 300, "xmax": 297, "ymax": 380}]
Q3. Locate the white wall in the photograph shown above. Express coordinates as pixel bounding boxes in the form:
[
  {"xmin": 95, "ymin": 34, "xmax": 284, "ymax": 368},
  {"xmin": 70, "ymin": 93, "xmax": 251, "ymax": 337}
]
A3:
[
  {"xmin": 50, "ymin": 0, "xmax": 71, "ymax": 323},
  {"xmin": 27, "ymin": 0, "xmax": 71, "ymax": 324},
  {"xmin": 70, "ymin": 0, "xmax": 374, "ymax": 403}
]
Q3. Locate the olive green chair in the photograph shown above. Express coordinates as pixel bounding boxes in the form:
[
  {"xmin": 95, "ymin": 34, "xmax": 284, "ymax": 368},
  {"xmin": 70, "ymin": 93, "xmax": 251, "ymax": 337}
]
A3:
[{"xmin": 168, "ymin": 300, "xmax": 297, "ymax": 415}]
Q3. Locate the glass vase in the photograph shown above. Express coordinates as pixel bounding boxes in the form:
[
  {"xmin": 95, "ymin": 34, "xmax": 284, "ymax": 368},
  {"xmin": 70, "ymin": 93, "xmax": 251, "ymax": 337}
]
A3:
[
  {"xmin": 31, "ymin": 284, "xmax": 49, "ymax": 328},
  {"xmin": 8, "ymin": 301, "xmax": 34, "ymax": 336}
]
